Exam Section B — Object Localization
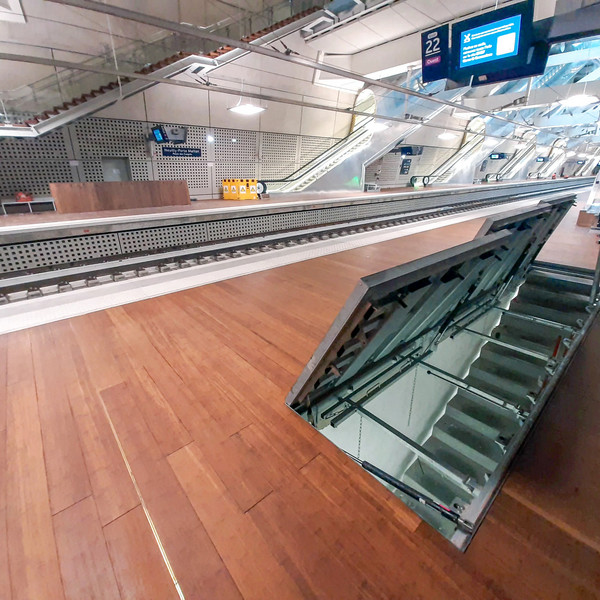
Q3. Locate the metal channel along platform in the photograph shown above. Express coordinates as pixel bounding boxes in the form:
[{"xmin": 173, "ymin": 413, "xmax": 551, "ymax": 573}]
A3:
[{"xmin": 0, "ymin": 178, "xmax": 592, "ymax": 303}]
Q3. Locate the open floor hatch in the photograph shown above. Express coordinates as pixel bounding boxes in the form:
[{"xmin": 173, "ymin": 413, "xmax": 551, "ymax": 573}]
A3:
[{"xmin": 286, "ymin": 192, "xmax": 600, "ymax": 550}]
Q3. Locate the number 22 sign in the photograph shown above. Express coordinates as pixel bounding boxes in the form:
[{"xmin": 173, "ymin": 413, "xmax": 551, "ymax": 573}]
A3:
[{"xmin": 421, "ymin": 24, "xmax": 450, "ymax": 84}]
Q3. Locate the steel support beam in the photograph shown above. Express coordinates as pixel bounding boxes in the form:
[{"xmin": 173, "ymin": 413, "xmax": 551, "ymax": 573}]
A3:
[
  {"xmin": 457, "ymin": 327, "xmax": 552, "ymax": 362},
  {"xmin": 420, "ymin": 361, "xmax": 527, "ymax": 415},
  {"xmin": 339, "ymin": 398, "xmax": 477, "ymax": 494},
  {"xmin": 492, "ymin": 306, "xmax": 576, "ymax": 333}
]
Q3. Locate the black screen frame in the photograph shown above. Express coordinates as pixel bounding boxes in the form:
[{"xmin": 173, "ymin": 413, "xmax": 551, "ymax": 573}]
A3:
[
  {"xmin": 151, "ymin": 125, "xmax": 169, "ymax": 144},
  {"xmin": 451, "ymin": 0, "xmax": 535, "ymax": 81}
]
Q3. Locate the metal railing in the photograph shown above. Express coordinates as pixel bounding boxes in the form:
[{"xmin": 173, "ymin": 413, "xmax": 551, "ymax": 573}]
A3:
[{"xmin": 0, "ymin": 0, "xmax": 322, "ymax": 124}]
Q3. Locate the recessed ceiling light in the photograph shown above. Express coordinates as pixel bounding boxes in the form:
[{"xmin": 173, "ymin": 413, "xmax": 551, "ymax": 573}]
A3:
[
  {"xmin": 559, "ymin": 94, "xmax": 599, "ymax": 108},
  {"xmin": 231, "ymin": 138, "xmax": 237, "ymax": 143},
  {"xmin": 206, "ymin": 134, "xmax": 214, "ymax": 142},
  {"xmin": 228, "ymin": 103, "xmax": 266, "ymax": 115},
  {"xmin": 438, "ymin": 132, "xmax": 457, "ymax": 140}
]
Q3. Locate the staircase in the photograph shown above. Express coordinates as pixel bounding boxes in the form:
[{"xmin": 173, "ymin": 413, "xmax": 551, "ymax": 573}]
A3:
[
  {"xmin": 401, "ymin": 269, "xmax": 592, "ymax": 536},
  {"xmin": 0, "ymin": 3, "xmax": 322, "ymax": 136}
]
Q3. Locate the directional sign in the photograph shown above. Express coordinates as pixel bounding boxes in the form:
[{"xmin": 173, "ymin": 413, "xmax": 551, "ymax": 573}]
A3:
[
  {"xmin": 162, "ymin": 147, "xmax": 202, "ymax": 157},
  {"xmin": 421, "ymin": 24, "xmax": 450, "ymax": 83}
]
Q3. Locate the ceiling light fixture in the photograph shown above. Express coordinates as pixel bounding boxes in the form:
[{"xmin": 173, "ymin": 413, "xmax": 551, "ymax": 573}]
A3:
[
  {"xmin": 228, "ymin": 103, "xmax": 266, "ymax": 115},
  {"xmin": 559, "ymin": 94, "xmax": 599, "ymax": 108},
  {"xmin": 438, "ymin": 132, "xmax": 457, "ymax": 141},
  {"xmin": 206, "ymin": 134, "xmax": 214, "ymax": 142}
]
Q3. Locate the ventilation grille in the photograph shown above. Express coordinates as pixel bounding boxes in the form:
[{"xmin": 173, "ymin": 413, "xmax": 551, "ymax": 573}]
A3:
[
  {"xmin": 0, "ymin": 234, "xmax": 121, "ymax": 273},
  {"xmin": 0, "ymin": 193, "xmax": 498, "ymax": 275},
  {"xmin": 119, "ymin": 222, "xmax": 208, "ymax": 253}
]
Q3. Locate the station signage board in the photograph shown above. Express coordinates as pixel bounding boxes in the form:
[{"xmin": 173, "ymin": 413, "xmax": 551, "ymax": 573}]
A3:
[
  {"xmin": 421, "ymin": 24, "xmax": 450, "ymax": 83},
  {"xmin": 162, "ymin": 147, "xmax": 202, "ymax": 157}
]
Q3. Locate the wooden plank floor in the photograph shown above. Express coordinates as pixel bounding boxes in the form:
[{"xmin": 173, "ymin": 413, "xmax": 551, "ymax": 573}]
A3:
[{"xmin": 1, "ymin": 207, "xmax": 599, "ymax": 599}]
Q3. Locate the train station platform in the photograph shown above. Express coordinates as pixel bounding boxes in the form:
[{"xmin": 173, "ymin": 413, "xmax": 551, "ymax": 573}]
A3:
[{"xmin": 1, "ymin": 188, "xmax": 598, "ymax": 599}]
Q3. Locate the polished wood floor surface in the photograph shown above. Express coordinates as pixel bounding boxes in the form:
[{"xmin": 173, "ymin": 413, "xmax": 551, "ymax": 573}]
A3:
[{"xmin": 1, "ymin": 207, "xmax": 599, "ymax": 599}]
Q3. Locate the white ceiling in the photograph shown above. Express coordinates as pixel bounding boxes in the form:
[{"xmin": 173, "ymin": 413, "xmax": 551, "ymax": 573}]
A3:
[{"xmin": 305, "ymin": 0, "xmax": 557, "ymax": 54}]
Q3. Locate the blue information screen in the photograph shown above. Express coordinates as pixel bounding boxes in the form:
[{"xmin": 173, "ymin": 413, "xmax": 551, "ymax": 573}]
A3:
[{"xmin": 459, "ymin": 14, "xmax": 521, "ymax": 69}]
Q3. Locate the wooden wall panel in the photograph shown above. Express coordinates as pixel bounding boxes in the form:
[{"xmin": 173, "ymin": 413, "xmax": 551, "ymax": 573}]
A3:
[{"xmin": 50, "ymin": 181, "xmax": 191, "ymax": 214}]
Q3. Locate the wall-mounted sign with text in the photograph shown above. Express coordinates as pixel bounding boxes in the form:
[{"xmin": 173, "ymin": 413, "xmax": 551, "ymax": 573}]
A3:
[
  {"xmin": 162, "ymin": 147, "xmax": 202, "ymax": 157},
  {"xmin": 421, "ymin": 24, "xmax": 450, "ymax": 83}
]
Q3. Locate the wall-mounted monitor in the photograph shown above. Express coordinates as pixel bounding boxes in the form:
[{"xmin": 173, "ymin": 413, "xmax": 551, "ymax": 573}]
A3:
[
  {"xmin": 166, "ymin": 126, "xmax": 188, "ymax": 144},
  {"xmin": 451, "ymin": 1, "xmax": 534, "ymax": 81},
  {"xmin": 151, "ymin": 125, "xmax": 168, "ymax": 144}
]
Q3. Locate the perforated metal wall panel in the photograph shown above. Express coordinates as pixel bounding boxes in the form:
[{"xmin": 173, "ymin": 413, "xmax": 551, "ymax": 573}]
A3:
[
  {"xmin": 262, "ymin": 132, "xmax": 298, "ymax": 163},
  {"xmin": 82, "ymin": 160, "xmax": 104, "ymax": 183},
  {"xmin": 0, "ymin": 160, "xmax": 75, "ymax": 198},
  {"xmin": 0, "ymin": 116, "xmax": 341, "ymax": 199},
  {"xmin": 0, "ymin": 130, "xmax": 69, "ymax": 160},
  {"xmin": 258, "ymin": 161, "xmax": 298, "ymax": 180},
  {"xmin": 119, "ymin": 222, "xmax": 208, "ymax": 253},
  {"xmin": 215, "ymin": 162, "xmax": 258, "ymax": 184},
  {"xmin": 129, "ymin": 160, "xmax": 151, "ymax": 181},
  {"xmin": 214, "ymin": 128, "xmax": 257, "ymax": 161},
  {"xmin": 0, "ymin": 233, "xmax": 121, "ymax": 273},
  {"xmin": 72, "ymin": 118, "xmax": 147, "ymax": 159},
  {"xmin": 299, "ymin": 135, "xmax": 335, "ymax": 163},
  {"xmin": 207, "ymin": 214, "xmax": 274, "ymax": 240},
  {"xmin": 155, "ymin": 160, "xmax": 209, "ymax": 189}
]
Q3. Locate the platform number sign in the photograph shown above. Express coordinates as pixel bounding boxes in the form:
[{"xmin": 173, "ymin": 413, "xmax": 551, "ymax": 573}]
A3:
[{"xmin": 421, "ymin": 24, "xmax": 450, "ymax": 83}]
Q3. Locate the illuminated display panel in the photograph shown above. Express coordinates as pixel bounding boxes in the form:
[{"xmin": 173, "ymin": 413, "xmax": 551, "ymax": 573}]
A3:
[
  {"xmin": 459, "ymin": 15, "xmax": 522, "ymax": 69},
  {"xmin": 451, "ymin": 1, "xmax": 533, "ymax": 79}
]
